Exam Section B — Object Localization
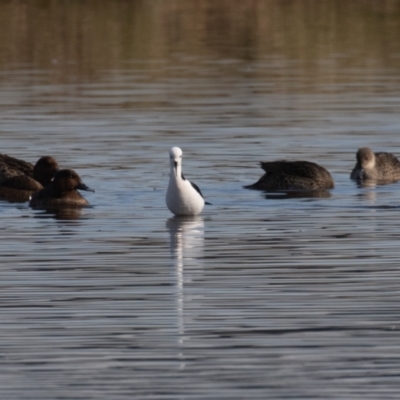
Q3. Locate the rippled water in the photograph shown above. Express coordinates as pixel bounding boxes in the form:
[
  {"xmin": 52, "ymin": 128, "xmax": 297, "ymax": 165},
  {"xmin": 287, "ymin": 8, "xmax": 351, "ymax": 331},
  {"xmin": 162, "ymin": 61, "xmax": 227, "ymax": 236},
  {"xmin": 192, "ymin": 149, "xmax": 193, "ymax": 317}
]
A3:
[{"xmin": 1, "ymin": 1, "xmax": 400, "ymax": 399}]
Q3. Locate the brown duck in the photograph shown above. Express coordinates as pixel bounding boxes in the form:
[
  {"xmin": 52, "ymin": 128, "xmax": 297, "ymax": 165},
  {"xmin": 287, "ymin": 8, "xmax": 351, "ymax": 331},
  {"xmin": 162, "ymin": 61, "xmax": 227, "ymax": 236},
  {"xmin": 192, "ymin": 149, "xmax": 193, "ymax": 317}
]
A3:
[
  {"xmin": 29, "ymin": 169, "xmax": 94, "ymax": 208},
  {"xmin": 245, "ymin": 160, "xmax": 334, "ymax": 191},
  {"xmin": 350, "ymin": 147, "xmax": 400, "ymax": 182},
  {"xmin": 0, "ymin": 154, "xmax": 59, "ymax": 202}
]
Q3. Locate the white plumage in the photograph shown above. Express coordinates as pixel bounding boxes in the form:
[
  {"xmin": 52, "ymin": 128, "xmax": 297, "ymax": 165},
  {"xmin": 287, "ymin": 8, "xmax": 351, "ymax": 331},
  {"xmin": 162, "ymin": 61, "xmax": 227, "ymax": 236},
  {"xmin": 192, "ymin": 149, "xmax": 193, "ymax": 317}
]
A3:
[{"xmin": 166, "ymin": 147, "xmax": 208, "ymax": 216}]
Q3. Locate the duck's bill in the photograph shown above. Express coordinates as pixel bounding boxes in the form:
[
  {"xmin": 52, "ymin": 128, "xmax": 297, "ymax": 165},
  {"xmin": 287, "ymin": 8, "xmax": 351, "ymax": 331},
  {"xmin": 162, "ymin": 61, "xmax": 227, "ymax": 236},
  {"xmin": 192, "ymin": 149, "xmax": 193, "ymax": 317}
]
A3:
[
  {"xmin": 78, "ymin": 182, "xmax": 95, "ymax": 192},
  {"xmin": 357, "ymin": 169, "xmax": 365, "ymax": 180}
]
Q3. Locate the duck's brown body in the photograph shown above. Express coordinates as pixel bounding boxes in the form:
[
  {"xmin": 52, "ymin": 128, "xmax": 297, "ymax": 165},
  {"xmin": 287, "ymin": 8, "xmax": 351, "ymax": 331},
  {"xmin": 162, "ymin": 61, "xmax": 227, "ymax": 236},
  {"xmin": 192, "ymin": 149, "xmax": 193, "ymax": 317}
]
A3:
[
  {"xmin": 0, "ymin": 154, "xmax": 59, "ymax": 202},
  {"xmin": 245, "ymin": 160, "xmax": 334, "ymax": 191},
  {"xmin": 350, "ymin": 147, "xmax": 400, "ymax": 182},
  {"xmin": 29, "ymin": 169, "xmax": 94, "ymax": 208}
]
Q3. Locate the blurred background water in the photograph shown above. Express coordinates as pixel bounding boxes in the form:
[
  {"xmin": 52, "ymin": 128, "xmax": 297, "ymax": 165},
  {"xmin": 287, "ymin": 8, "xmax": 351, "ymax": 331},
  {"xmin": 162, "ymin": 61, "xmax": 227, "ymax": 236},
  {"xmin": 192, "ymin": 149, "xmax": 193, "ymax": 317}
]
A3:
[{"xmin": 0, "ymin": 0, "xmax": 400, "ymax": 398}]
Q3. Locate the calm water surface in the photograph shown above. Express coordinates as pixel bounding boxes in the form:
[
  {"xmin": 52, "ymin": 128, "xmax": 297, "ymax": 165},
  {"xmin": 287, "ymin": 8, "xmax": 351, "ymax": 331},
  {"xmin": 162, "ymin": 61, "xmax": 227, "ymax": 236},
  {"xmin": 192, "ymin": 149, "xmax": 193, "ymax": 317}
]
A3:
[{"xmin": 1, "ymin": 1, "xmax": 400, "ymax": 398}]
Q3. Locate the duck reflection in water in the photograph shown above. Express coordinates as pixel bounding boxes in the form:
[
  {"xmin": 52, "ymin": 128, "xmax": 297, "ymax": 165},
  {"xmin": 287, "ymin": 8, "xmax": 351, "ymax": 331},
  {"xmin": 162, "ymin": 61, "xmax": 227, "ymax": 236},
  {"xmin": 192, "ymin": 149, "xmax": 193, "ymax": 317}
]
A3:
[
  {"xmin": 167, "ymin": 216, "xmax": 205, "ymax": 368},
  {"xmin": 33, "ymin": 207, "xmax": 86, "ymax": 221},
  {"xmin": 263, "ymin": 189, "xmax": 332, "ymax": 200}
]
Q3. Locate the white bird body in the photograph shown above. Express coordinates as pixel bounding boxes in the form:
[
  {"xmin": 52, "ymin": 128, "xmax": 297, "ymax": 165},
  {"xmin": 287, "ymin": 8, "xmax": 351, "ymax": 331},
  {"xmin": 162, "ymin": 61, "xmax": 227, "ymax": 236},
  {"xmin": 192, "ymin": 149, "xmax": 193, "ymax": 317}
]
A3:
[{"xmin": 166, "ymin": 147, "xmax": 206, "ymax": 216}]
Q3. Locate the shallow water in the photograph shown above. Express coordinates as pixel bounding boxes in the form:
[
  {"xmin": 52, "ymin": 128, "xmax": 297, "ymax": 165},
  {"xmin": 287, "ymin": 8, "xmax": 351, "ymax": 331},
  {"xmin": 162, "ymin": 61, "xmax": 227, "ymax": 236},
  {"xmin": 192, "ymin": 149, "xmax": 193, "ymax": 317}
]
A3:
[{"xmin": 1, "ymin": 1, "xmax": 400, "ymax": 398}]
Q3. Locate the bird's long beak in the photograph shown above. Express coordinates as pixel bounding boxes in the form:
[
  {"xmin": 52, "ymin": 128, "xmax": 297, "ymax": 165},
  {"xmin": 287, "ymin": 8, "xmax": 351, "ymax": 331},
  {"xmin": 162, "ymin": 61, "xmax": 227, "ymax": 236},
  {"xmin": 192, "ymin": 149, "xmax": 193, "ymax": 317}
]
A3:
[{"xmin": 174, "ymin": 161, "xmax": 178, "ymax": 177}]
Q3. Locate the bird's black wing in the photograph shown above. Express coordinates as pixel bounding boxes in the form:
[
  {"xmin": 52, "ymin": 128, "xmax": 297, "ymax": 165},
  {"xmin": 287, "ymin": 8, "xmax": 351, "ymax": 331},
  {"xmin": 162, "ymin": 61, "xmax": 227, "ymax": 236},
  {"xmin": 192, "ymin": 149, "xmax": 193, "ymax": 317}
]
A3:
[
  {"xmin": 184, "ymin": 173, "xmax": 211, "ymax": 205},
  {"xmin": 189, "ymin": 180, "xmax": 204, "ymax": 198},
  {"xmin": 190, "ymin": 181, "xmax": 212, "ymax": 205}
]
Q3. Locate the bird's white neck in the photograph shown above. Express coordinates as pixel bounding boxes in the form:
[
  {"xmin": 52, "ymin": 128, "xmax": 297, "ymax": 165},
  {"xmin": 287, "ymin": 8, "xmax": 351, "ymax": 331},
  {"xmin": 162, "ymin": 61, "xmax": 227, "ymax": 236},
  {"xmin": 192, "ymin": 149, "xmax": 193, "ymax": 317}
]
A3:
[{"xmin": 170, "ymin": 161, "xmax": 182, "ymax": 182}]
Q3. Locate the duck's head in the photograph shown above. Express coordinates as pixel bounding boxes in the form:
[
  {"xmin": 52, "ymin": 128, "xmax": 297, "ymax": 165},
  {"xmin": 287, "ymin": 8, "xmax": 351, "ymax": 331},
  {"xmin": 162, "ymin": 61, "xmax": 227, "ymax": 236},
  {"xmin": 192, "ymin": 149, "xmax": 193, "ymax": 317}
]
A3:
[
  {"xmin": 33, "ymin": 156, "xmax": 59, "ymax": 186},
  {"xmin": 52, "ymin": 169, "xmax": 94, "ymax": 193},
  {"xmin": 356, "ymin": 147, "xmax": 375, "ymax": 179}
]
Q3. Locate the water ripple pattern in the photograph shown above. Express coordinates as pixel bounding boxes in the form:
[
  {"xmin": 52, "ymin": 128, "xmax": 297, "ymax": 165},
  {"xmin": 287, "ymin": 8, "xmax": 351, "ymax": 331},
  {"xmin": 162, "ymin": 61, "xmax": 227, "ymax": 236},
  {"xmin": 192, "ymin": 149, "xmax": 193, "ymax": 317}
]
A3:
[{"xmin": 0, "ymin": 1, "xmax": 400, "ymax": 399}]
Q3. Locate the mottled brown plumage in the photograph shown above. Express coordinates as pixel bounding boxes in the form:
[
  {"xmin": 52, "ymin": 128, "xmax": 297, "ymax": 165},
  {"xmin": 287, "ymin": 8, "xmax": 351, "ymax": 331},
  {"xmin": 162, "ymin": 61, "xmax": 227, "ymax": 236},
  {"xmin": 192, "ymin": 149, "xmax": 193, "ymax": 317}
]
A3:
[
  {"xmin": 245, "ymin": 160, "xmax": 334, "ymax": 191},
  {"xmin": 0, "ymin": 154, "xmax": 59, "ymax": 202},
  {"xmin": 30, "ymin": 169, "xmax": 94, "ymax": 208},
  {"xmin": 350, "ymin": 147, "xmax": 400, "ymax": 182}
]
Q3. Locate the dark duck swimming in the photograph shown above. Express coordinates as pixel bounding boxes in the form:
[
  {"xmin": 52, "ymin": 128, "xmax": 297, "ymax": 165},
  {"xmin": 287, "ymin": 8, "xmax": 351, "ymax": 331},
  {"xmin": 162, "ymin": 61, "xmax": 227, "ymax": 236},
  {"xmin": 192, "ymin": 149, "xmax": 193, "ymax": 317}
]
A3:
[
  {"xmin": 245, "ymin": 160, "xmax": 334, "ymax": 191},
  {"xmin": 0, "ymin": 154, "xmax": 59, "ymax": 202},
  {"xmin": 350, "ymin": 147, "xmax": 400, "ymax": 183},
  {"xmin": 29, "ymin": 169, "xmax": 94, "ymax": 208}
]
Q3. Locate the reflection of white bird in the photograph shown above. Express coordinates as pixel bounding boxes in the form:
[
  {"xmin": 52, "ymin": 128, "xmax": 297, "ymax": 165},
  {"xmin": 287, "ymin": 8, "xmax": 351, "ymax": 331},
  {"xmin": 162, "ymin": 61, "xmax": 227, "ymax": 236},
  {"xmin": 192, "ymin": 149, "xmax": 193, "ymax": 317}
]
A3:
[
  {"xmin": 167, "ymin": 216, "xmax": 205, "ymax": 361},
  {"xmin": 167, "ymin": 216, "xmax": 205, "ymax": 263},
  {"xmin": 166, "ymin": 147, "xmax": 210, "ymax": 216}
]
